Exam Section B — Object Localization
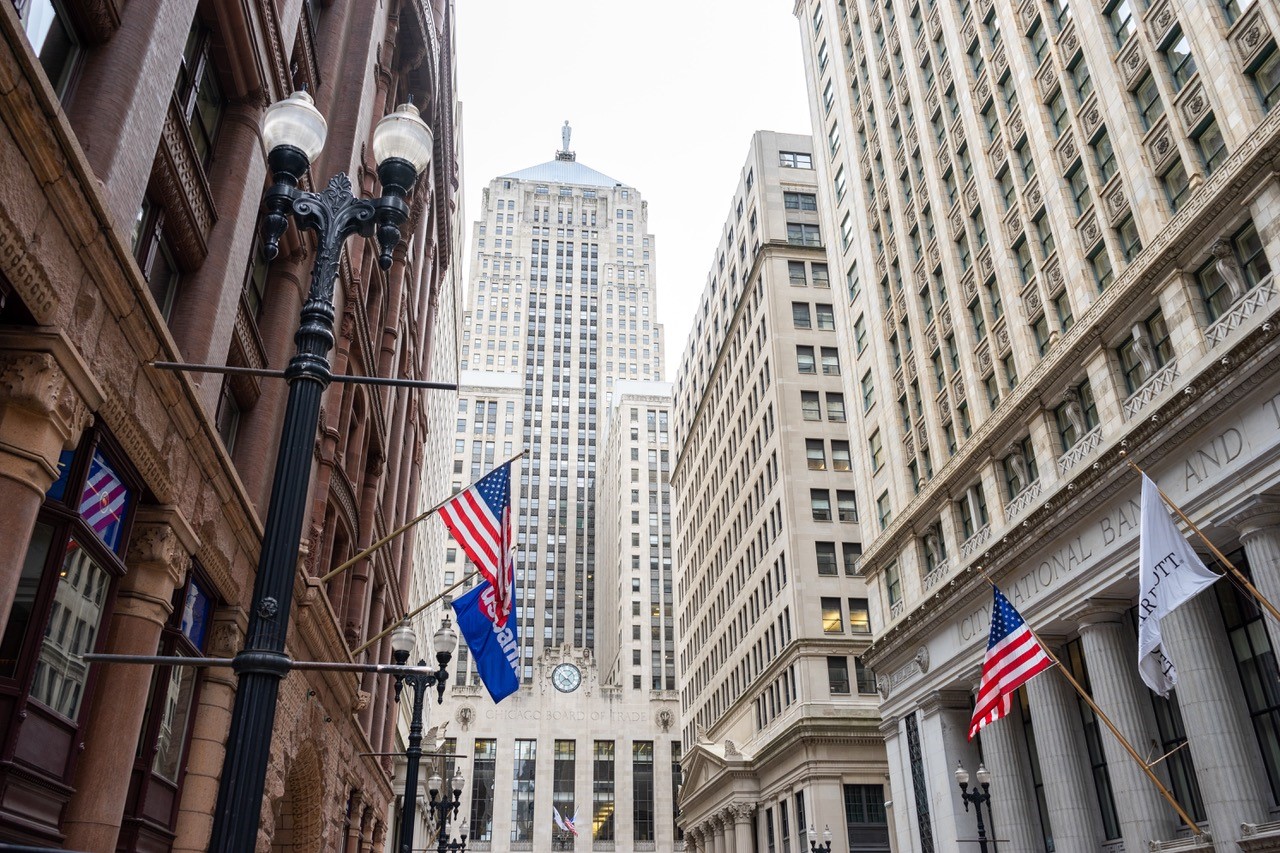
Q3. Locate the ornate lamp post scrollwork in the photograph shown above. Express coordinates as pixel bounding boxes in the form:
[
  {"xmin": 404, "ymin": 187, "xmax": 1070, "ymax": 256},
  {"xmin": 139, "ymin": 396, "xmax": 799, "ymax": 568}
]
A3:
[{"xmin": 955, "ymin": 762, "xmax": 998, "ymax": 853}]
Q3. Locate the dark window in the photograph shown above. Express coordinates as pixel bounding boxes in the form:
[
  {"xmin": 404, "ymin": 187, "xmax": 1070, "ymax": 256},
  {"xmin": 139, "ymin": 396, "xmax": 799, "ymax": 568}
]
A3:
[
  {"xmin": 469, "ymin": 739, "xmax": 497, "ymax": 841},
  {"xmin": 827, "ymin": 656, "xmax": 851, "ymax": 694},
  {"xmin": 593, "ymin": 741, "xmax": 615, "ymax": 841},
  {"xmin": 174, "ymin": 20, "xmax": 226, "ymax": 168},
  {"xmin": 1134, "ymin": 72, "xmax": 1165, "ymax": 129},
  {"xmin": 1196, "ymin": 222, "xmax": 1271, "ymax": 320},
  {"xmin": 1118, "ymin": 310, "xmax": 1173, "ymax": 393},
  {"xmin": 1251, "ymin": 45, "xmax": 1280, "ymax": 111},
  {"xmin": 132, "ymin": 198, "xmax": 182, "ymax": 321},
  {"xmin": 632, "ymin": 742, "xmax": 654, "ymax": 841},
  {"xmin": 1062, "ymin": 639, "xmax": 1122, "ymax": 838},
  {"xmin": 816, "ymin": 541, "xmax": 838, "ymax": 574},
  {"xmin": 17, "ymin": 0, "xmax": 80, "ymax": 98},
  {"xmin": 843, "ymin": 784, "xmax": 890, "ymax": 850}
]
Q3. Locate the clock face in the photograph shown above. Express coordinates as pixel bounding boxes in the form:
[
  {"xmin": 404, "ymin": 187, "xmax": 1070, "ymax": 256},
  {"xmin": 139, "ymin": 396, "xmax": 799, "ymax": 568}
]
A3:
[{"xmin": 552, "ymin": 663, "xmax": 582, "ymax": 693}]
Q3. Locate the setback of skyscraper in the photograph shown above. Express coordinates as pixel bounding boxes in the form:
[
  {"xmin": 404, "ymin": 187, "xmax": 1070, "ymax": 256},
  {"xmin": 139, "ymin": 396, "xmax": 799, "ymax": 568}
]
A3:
[{"xmin": 428, "ymin": 134, "xmax": 683, "ymax": 851}]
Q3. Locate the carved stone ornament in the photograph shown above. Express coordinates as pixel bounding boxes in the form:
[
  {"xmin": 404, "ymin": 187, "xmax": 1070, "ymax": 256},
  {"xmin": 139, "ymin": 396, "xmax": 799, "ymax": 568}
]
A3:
[
  {"xmin": 1056, "ymin": 130, "xmax": 1079, "ymax": 173},
  {"xmin": 1231, "ymin": 8, "xmax": 1272, "ymax": 65},
  {"xmin": 1210, "ymin": 238, "xmax": 1249, "ymax": 301},
  {"xmin": 352, "ymin": 690, "xmax": 371, "ymax": 712},
  {"xmin": 0, "ymin": 351, "xmax": 92, "ymax": 446},
  {"xmin": 977, "ymin": 340, "xmax": 993, "ymax": 372},
  {"xmin": 1044, "ymin": 257, "xmax": 1064, "ymax": 293},
  {"xmin": 211, "ymin": 621, "xmax": 241, "ymax": 657},
  {"xmin": 1038, "ymin": 61, "xmax": 1059, "ymax": 98},
  {"xmin": 1146, "ymin": 123, "xmax": 1177, "ymax": 171},
  {"xmin": 1178, "ymin": 82, "xmax": 1210, "ymax": 127},
  {"xmin": 729, "ymin": 803, "xmax": 757, "ymax": 822},
  {"xmin": 1025, "ymin": 177, "xmax": 1043, "ymax": 210},
  {"xmin": 1106, "ymin": 181, "xmax": 1131, "ymax": 223},
  {"xmin": 126, "ymin": 522, "xmax": 187, "ymax": 575},
  {"xmin": 656, "ymin": 708, "xmax": 674, "ymax": 732},
  {"xmin": 1060, "ymin": 386, "xmax": 1087, "ymax": 437},
  {"xmin": 1148, "ymin": 0, "xmax": 1176, "ymax": 42},
  {"xmin": 1008, "ymin": 108, "xmax": 1025, "ymax": 142},
  {"xmin": 456, "ymin": 705, "xmax": 475, "ymax": 730},
  {"xmin": 1079, "ymin": 213, "xmax": 1102, "ymax": 248},
  {"xmin": 1059, "ymin": 21, "xmax": 1080, "ymax": 56},
  {"xmin": 723, "ymin": 739, "xmax": 740, "ymax": 758},
  {"xmin": 915, "ymin": 646, "xmax": 931, "ymax": 674},
  {"xmin": 1023, "ymin": 284, "xmax": 1043, "ymax": 315},
  {"xmin": 1119, "ymin": 41, "xmax": 1146, "ymax": 86},
  {"xmin": 995, "ymin": 321, "xmax": 1011, "ymax": 354}
]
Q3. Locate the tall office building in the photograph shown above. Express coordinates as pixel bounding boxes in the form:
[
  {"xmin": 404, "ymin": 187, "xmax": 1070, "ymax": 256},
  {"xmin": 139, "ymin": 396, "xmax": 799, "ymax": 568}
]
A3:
[
  {"xmin": 793, "ymin": 0, "xmax": 1280, "ymax": 849},
  {"xmin": 672, "ymin": 131, "xmax": 889, "ymax": 853},
  {"xmin": 429, "ymin": 135, "xmax": 682, "ymax": 852}
]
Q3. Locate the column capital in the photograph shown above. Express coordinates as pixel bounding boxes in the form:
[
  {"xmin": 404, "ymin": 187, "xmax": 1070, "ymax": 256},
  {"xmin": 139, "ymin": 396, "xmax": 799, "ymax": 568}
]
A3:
[
  {"xmin": 126, "ymin": 507, "xmax": 198, "ymax": 591},
  {"xmin": 1073, "ymin": 597, "xmax": 1132, "ymax": 629},
  {"xmin": 728, "ymin": 802, "xmax": 756, "ymax": 824},
  {"xmin": 0, "ymin": 345, "xmax": 96, "ymax": 487},
  {"xmin": 1219, "ymin": 496, "xmax": 1280, "ymax": 538},
  {"xmin": 878, "ymin": 716, "xmax": 900, "ymax": 737},
  {"xmin": 919, "ymin": 689, "xmax": 972, "ymax": 715}
]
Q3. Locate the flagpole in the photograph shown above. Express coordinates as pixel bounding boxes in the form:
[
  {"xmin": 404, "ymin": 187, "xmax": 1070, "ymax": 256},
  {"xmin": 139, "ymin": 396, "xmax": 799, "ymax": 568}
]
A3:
[
  {"xmin": 979, "ymin": 577, "xmax": 1202, "ymax": 835},
  {"xmin": 350, "ymin": 569, "xmax": 481, "ymax": 658},
  {"xmin": 1122, "ymin": 455, "xmax": 1280, "ymax": 624},
  {"xmin": 318, "ymin": 450, "xmax": 526, "ymax": 585}
]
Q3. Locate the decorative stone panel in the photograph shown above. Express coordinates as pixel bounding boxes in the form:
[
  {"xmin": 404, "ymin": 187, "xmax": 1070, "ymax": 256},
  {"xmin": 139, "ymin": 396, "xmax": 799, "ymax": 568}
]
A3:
[
  {"xmin": 928, "ymin": 239, "xmax": 942, "ymax": 268},
  {"xmin": 940, "ymin": 59, "xmax": 953, "ymax": 90},
  {"xmin": 908, "ymin": 125, "xmax": 920, "ymax": 154},
  {"xmin": 1104, "ymin": 177, "xmax": 1131, "ymax": 225},
  {"xmin": 973, "ymin": 72, "xmax": 992, "ymax": 106},
  {"xmin": 937, "ymin": 148, "xmax": 953, "ymax": 174},
  {"xmin": 876, "ymin": 252, "xmax": 888, "ymax": 280},
  {"xmin": 896, "ymin": 289, "xmax": 909, "ymax": 319},
  {"xmin": 988, "ymin": 138, "xmax": 1008, "ymax": 172},
  {"xmin": 905, "ymin": 353, "xmax": 919, "ymax": 382},
  {"xmin": 1077, "ymin": 211, "xmax": 1103, "ymax": 251},
  {"xmin": 1117, "ymin": 39, "xmax": 1147, "ymax": 87},
  {"xmin": 993, "ymin": 318, "xmax": 1011, "ymax": 355},
  {"xmin": 861, "ymin": 150, "xmax": 873, "ymax": 178},
  {"xmin": 928, "ymin": 7, "xmax": 943, "ymax": 38},
  {"xmin": 993, "ymin": 45, "xmax": 1009, "ymax": 77},
  {"xmin": 1007, "ymin": 107, "xmax": 1026, "ymax": 143},
  {"xmin": 1037, "ymin": 59, "xmax": 1060, "ymax": 100},
  {"xmin": 1176, "ymin": 78, "xmax": 1212, "ymax": 131},
  {"xmin": 1078, "ymin": 92, "xmax": 1104, "ymax": 139},
  {"xmin": 1003, "ymin": 205, "xmax": 1023, "ymax": 244},
  {"xmin": 1145, "ymin": 0, "xmax": 1178, "ymax": 46},
  {"xmin": 1042, "ymin": 254, "xmax": 1065, "ymax": 295},
  {"xmin": 976, "ymin": 0, "xmax": 994, "ymax": 18},
  {"xmin": 949, "ymin": 202, "xmax": 966, "ymax": 238},
  {"xmin": 961, "ymin": 268, "xmax": 978, "ymax": 301},
  {"xmin": 939, "ymin": 303, "xmax": 954, "ymax": 333},
  {"xmin": 895, "ymin": 147, "xmax": 908, "ymax": 176},
  {"xmin": 1145, "ymin": 117, "xmax": 1179, "ymax": 172},
  {"xmin": 1021, "ymin": 278, "xmax": 1042, "ymax": 314},
  {"xmin": 961, "ymin": 14, "xmax": 978, "ymax": 49},
  {"xmin": 965, "ymin": 177, "xmax": 981, "ymax": 212},
  {"xmin": 1024, "ymin": 175, "xmax": 1044, "ymax": 210},
  {"xmin": 1057, "ymin": 18, "xmax": 1080, "ymax": 58},
  {"xmin": 1019, "ymin": 0, "xmax": 1040, "ymax": 30},
  {"xmin": 925, "ymin": 320, "xmax": 939, "ymax": 353},
  {"xmin": 1230, "ymin": 6, "xmax": 1274, "ymax": 67},
  {"xmin": 977, "ymin": 245, "xmax": 994, "ymax": 280},
  {"xmin": 914, "ymin": 259, "xmax": 928, "ymax": 289},
  {"xmin": 895, "ymin": 370, "xmax": 907, "ymax": 400},
  {"xmin": 878, "ymin": 50, "xmax": 890, "ymax": 79},
  {"xmin": 915, "ymin": 30, "xmax": 929, "ymax": 61},
  {"xmin": 150, "ymin": 98, "xmax": 218, "ymax": 266},
  {"xmin": 927, "ymin": 85, "xmax": 942, "ymax": 117},
  {"xmin": 1055, "ymin": 128, "xmax": 1080, "ymax": 173},
  {"xmin": 877, "ymin": 179, "xmax": 890, "ymax": 209},
  {"xmin": 951, "ymin": 372, "xmax": 967, "ymax": 403}
]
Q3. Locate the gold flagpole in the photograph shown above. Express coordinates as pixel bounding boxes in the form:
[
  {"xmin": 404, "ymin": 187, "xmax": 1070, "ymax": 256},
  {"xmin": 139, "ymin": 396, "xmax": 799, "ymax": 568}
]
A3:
[
  {"xmin": 1122, "ymin": 455, "xmax": 1280, "ymax": 624},
  {"xmin": 980, "ymin": 576, "xmax": 1203, "ymax": 834},
  {"xmin": 351, "ymin": 569, "xmax": 482, "ymax": 658},
  {"xmin": 318, "ymin": 450, "xmax": 526, "ymax": 585}
]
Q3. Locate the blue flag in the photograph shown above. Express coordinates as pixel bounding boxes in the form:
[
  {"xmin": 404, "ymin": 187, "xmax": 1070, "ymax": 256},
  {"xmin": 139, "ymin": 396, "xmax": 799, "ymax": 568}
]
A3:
[{"xmin": 452, "ymin": 580, "xmax": 521, "ymax": 703}]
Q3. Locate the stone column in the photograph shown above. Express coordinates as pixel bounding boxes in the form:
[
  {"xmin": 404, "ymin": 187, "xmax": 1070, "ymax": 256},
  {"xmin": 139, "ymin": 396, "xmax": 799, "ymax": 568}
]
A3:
[
  {"xmin": 1077, "ymin": 602, "xmax": 1177, "ymax": 849},
  {"xmin": 0, "ymin": 344, "xmax": 95, "ymax": 637},
  {"xmin": 172, "ymin": 605, "xmax": 246, "ymax": 852},
  {"xmin": 880, "ymin": 716, "xmax": 915, "ymax": 853},
  {"xmin": 721, "ymin": 808, "xmax": 737, "ymax": 853},
  {"xmin": 1024, "ymin": 657, "xmax": 1104, "ymax": 853},
  {"xmin": 1162, "ymin": 591, "xmax": 1271, "ymax": 850},
  {"xmin": 730, "ymin": 803, "xmax": 755, "ymax": 853},
  {"xmin": 1226, "ymin": 500, "xmax": 1280, "ymax": 645},
  {"xmin": 919, "ymin": 690, "xmax": 982, "ymax": 850},
  {"xmin": 979, "ymin": 700, "xmax": 1044, "ymax": 852},
  {"xmin": 62, "ymin": 509, "xmax": 195, "ymax": 851}
]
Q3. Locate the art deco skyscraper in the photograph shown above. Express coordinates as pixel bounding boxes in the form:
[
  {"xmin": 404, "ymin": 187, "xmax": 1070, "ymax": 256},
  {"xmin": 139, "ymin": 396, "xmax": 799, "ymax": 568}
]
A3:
[
  {"xmin": 791, "ymin": 0, "xmax": 1280, "ymax": 849},
  {"xmin": 432, "ymin": 133, "xmax": 682, "ymax": 852}
]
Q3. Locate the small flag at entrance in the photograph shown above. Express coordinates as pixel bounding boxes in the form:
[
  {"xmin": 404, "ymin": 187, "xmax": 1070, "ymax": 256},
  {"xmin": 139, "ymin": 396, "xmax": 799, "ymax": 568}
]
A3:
[
  {"xmin": 451, "ymin": 580, "xmax": 520, "ymax": 703},
  {"xmin": 1137, "ymin": 474, "xmax": 1222, "ymax": 697},
  {"xmin": 553, "ymin": 807, "xmax": 579, "ymax": 836},
  {"xmin": 439, "ymin": 461, "xmax": 515, "ymax": 627},
  {"xmin": 969, "ymin": 586, "xmax": 1054, "ymax": 739}
]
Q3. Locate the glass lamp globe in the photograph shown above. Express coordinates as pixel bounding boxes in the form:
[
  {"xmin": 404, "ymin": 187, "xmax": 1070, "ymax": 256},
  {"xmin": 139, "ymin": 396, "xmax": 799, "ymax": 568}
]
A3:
[
  {"xmin": 823, "ymin": 826, "xmax": 833, "ymax": 843},
  {"xmin": 976, "ymin": 763, "xmax": 992, "ymax": 785},
  {"xmin": 808, "ymin": 826, "xmax": 817, "ymax": 840},
  {"xmin": 433, "ymin": 617, "xmax": 458, "ymax": 659},
  {"xmin": 261, "ymin": 90, "xmax": 327, "ymax": 163},
  {"xmin": 954, "ymin": 762, "xmax": 970, "ymax": 786},
  {"xmin": 390, "ymin": 621, "xmax": 416, "ymax": 664},
  {"xmin": 451, "ymin": 766, "xmax": 465, "ymax": 792},
  {"xmin": 427, "ymin": 770, "xmax": 443, "ymax": 794},
  {"xmin": 372, "ymin": 102, "xmax": 434, "ymax": 174}
]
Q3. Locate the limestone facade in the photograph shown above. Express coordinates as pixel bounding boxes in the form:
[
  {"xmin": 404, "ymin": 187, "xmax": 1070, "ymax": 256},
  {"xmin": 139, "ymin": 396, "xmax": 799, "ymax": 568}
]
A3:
[
  {"xmin": 791, "ymin": 0, "xmax": 1280, "ymax": 848},
  {"xmin": 0, "ymin": 0, "xmax": 459, "ymax": 849},
  {"xmin": 671, "ymin": 131, "xmax": 890, "ymax": 853}
]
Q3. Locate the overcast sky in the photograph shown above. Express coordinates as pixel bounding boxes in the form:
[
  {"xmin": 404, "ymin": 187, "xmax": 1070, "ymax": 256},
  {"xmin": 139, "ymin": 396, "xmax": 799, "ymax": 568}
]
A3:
[{"xmin": 454, "ymin": 0, "xmax": 813, "ymax": 370}]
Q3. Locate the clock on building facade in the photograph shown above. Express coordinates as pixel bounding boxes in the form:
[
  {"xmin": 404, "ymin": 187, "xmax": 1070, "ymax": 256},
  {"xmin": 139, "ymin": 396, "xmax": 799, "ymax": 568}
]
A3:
[{"xmin": 552, "ymin": 663, "xmax": 582, "ymax": 693}]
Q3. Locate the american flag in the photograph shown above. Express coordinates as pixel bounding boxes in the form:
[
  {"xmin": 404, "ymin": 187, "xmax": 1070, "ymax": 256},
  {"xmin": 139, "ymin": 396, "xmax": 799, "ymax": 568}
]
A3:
[
  {"xmin": 79, "ymin": 451, "xmax": 129, "ymax": 552},
  {"xmin": 439, "ymin": 461, "xmax": 514, "ymax": 627},
  {"xmin": 969, "ymin": 585, "xmax": 1054, "ymax": 740}
]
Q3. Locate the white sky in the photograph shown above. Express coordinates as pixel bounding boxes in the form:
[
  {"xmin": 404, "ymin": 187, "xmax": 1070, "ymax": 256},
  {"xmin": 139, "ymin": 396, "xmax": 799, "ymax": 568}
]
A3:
[{"xmin": 455, "ymin": 0, "xmax": 814, "ymax": 370}]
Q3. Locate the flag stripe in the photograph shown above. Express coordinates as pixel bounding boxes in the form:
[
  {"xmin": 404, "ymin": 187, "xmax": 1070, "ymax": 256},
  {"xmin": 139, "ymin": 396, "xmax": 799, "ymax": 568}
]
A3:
[
  {"xmin": 969, "ymin": 586, "xmax": 1054, "ymax": 740},
  {"xmin": 439, "ymin": 462, "xmax": 515, "ymax": 627}
]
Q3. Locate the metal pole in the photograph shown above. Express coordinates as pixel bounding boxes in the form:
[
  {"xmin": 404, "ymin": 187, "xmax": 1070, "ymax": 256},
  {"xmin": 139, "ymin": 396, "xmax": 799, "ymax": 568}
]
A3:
[
  {"xmin": 400, "ymin": 670, "xmax": 429, "ymax": 853},
  {"xmin": 971, "ymin": 791, "xmax": 989, "ymax": 853},
  {"xmin": 209, "ymin": 167, "xmax": 409, "ymax": 852}
]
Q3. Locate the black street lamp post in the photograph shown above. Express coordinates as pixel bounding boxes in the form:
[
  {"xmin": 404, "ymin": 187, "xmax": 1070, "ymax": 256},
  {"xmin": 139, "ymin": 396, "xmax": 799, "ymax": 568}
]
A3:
[
  {"xmin": 390, "ymin": 620, "xmax": 458, "ymax": 853},
  {"xmin": 955, "ymin": 762, "xmax": 998, "ymax": 853},
  {"xmin": 425, "ymin": 766, "xmax": 469, "ymax": 852},
  {"xmin": 808, "ymin": 824, "xmax": 834, "ymax": 852},
  {"xmin": 208, "ymin": 90, "xmax": 435, "ymax": 853}
]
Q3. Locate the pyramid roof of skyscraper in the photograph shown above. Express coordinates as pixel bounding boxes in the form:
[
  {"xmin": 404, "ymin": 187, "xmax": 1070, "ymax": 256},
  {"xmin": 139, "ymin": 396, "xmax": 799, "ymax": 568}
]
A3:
[{"xmin": 500, "ymin": 157, "xmax": 623, "ymax": 188}]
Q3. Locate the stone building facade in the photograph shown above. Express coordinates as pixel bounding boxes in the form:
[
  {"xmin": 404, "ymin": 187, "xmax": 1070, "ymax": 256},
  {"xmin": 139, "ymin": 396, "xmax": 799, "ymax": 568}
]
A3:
[
  {"xmin": 427, "ymin": 144, "xmax": 682, "ymax": 852},
  {"xmin": 791, "ymin": 0, "xmax": 1280, "ymax": 848},
  {"xmin": 0, "ymin": 0, "xmax": 459, "ymax": 849},
  {"xmin": 671, "ymin": 131, "xmax": 889, "ymax": 853}
]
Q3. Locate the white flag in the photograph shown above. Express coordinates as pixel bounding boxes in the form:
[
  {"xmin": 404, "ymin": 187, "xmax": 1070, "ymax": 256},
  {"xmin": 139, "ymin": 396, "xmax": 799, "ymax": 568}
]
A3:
[
  {"xmin": 1137, "ymin": 474, "xmax": 1222, "ymax": 696},
  {"xmin": 553, "ymin": 807, "xmax": 567, "ymax": 832}
]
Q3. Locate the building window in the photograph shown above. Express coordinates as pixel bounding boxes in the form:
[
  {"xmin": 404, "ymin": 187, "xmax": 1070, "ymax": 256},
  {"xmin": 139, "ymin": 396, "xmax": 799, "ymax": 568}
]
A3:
[
  {"xmin": 1061, "ymin": 641, "xmax": 1123, "ymax": 838},
  {"xmin": 876, "ymin": 491, "xmax": 892, "ymax": 529},
  {"xmin": 868, "ymin": 430, "xmax": 883, "ymax": 471},
  {"xmin": 511, "ymin": 741, "xmax": 537, "ymax": 842},
  {"xmin": 1134, "ymin": 72, "xmax": 1165, "ymax": 130},
  {"xmin": 822, "ymin": 598, "xmax": 843, "ymax": 633},
  {"xmin": 854, "ymin": 316, "xmax": 868, "ymax": 353},
  {"xmin": 1068, "ymin": 162, "xmax": 1092, "ymax": 215},
  {"xmin": 632, "ymin": 742, "xmax": 654, "ymax": 842},
  {"xmin": 215, "ymin": 378, "xmax": 241, "ymax": 452},
  {"xmin": 593, "ymin": 741, "xmax": 616, "ymax": 841},
  {"xmin": 0, "ymin": 429, "xmax": 138, "ymax": 783},
  {"xmin": 1089, "ymin": 246, "xmax": 1115, "ymax": 292},
  {"xmin": 827, "ymin": 656, "xmax": 851, "ymax": 694},
  {"xmin": 812, "ymin": 262, "xmax": 830, "ymax": 287},
  {"xmin": 844, "ymin": 784, "xmax": 890, "ymax": 849},
  {"xmin": 1047, "ymin": 90, "xmax": 1069, "ymax": 137},
  {"xmin": 1194, "ymin": 117, "xmax": 1228, "ymax": 174},
  {"xmin": 1162, "ymin": 159, "xmax": 1192, "ymax": 212},
  {"xmin": 806, "ymin": 439, "xmax": 827, "ymax": 471},
  {"xmin": 816, "ymin": 541, "xmax": 838, "ymax": 574},
  {"xmin": 855, "ymin": 658, "xmax": 879, "ymax": 695},
  {"xmin": 797, "ymin": 345, "xmax": 817, "ymax": 374},
  {"xmin": 174, "ymin": 19, "xmax": 226, "ymax": 168},
  {"xmin": 792, "ymin": 302, "xmax": 813, "ymax": 329},
  {"xmin": 133, "ymin": 198, "xmax": 182, "ymax": 321},
  {"xmin": 1055, "ymin": 380, "xmax": 1099, "ymax": 450},
  {"xmin": 1196, "ymin": 222, "xmax": 1271, "ymax": 320},
  {"xmin": 784, "ymin": 191, "xmax": 819, "ymax": 211},
  {"xmin": 1106, "ymin": 0, "xmax": 1135, "ymax": 47},
  {"xmin": 849, "ymin": 598, "xmax": 870, "ymax": 633},
  {"xmin": 553, "ymin": 741, "xmax": 576, "ymax": 843},
  {"xmin": 1118, "ymin": 310, "xmax": 1173, "ymax": 393},
  {"xmin": 1162, "ymin": 29, "xmax": 1197, "ymax": 93},
  {"xmin": 1002, "ymin": 437, "xmax": 1038, "ymax": 498},
  {"xmin": 827, "ymin": 392, "xmax": 847, "ymax": 422},
  {"xmin": 861, "ymin": 371, "xmax": 876, "ymax": 412},
  {"xmin": 1251, "ymin": 44, "xmax": 1280, "ymax": 111},
  {"xmin": 17, "ymin": 0, "xmax": 80, "ymax": 98},
  {"xmin": 837, "ymin": 490, "xmax": 857, "ymax": 522},
  {"xmin": 816, "ymin": 303, "xmax": 836, "ymax": 330},
  {"xmin": 821, "ymin": 347, "xmax": 841, "ymax": 375},
  {"xmin": 1117, "ymin": 215, "xmax": 1143, "ymax": 262},
  {"xmin": 469, "ymin": 739, "xmax": 497, "ymax": 841},
  {"xmin": 832, "ymin": 441, "xmax": 852, "ymax": 472},
  {"xmin": 1092, "ymin": 129, "xmax": 1117, "ymax": 183},
  {"xmin": 843, "ymin": 542, "xmax": 862, "ymax": 575},
  {"xmin": 789, "ymin": 260, "xmax": 808, "ymax": 286},
  {"xmin": 811, "ymin": 491, "xmax": 833, "ymax": 522},
  {"xmin": 780, "ymin": 151, "xmax": 814, "ymax": 169},
  {"xmin": 802, "ymin": 391, "xmax": 822, "ymax": 421}
]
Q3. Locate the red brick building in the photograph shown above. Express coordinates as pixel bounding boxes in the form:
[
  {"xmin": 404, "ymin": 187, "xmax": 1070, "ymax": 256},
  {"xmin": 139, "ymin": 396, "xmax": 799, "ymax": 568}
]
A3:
[{"xmin": 0, "ymin": 0, "xmax": 458, "ymax": 849}]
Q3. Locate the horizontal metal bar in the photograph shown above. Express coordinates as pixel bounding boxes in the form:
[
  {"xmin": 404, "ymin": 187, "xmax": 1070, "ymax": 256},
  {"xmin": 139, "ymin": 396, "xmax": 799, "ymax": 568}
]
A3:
[
  {"xmin": 149, "ymin": 362, "xmax": 457, "ymax": 391},
  {"xmin": 81, "ymin": 652, "xmax": 443, "ymax": 677}
]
